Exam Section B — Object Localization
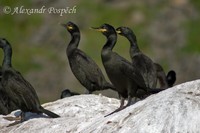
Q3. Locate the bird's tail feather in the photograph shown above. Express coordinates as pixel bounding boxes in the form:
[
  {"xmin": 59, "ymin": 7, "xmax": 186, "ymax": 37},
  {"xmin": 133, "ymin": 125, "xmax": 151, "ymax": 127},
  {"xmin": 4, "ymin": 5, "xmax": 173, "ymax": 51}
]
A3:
[{"xmin": 40, "ymin": 107, "xmax": 60, "ymax": 118}]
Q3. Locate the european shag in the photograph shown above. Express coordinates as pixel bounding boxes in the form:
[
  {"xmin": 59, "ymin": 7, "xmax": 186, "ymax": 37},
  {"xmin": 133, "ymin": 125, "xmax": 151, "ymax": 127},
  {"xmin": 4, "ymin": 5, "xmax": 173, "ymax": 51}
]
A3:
[
  {"xmin": 61, "ymin": 21, "xmax": 115, "ymax": 94},
  {"xmin": 166, "ymin": 70, "xmax": 176, "ymax": 87},
  {"xmin": 60, "ymin": 89, "xmax": 80, "ymax": 99},
  {"xmin": 116, "ymin": 26, "xmax": 157, "ymax": 89},
  {"xmin": 0, "ymin": 38, "xmax": 60, "ymax": 124},
  {"xmin": 92, "ymin": 24, "xmax": 152, "ymax": 116}
]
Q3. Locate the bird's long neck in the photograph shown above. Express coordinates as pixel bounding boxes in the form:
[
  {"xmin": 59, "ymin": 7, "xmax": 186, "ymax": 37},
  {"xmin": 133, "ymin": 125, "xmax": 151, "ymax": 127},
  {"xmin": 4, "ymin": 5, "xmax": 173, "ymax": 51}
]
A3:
[
  {"xmin": 102, "ymin": 34, "xmax": 117, "ymax": 51},
  {"xmin": 2, "ymin": 43, "xmax": 12, "ymax": 68},
  {"xmin": 126, "ymin": 33, "xmax": 141, "ymax": 57},
  {"xmin": 67, "ymin": 32, "xmax": 80, "ymax": 56},
  {"xmin": 101, "ymin": 34, "xmax": 117, "ymax": 62}
]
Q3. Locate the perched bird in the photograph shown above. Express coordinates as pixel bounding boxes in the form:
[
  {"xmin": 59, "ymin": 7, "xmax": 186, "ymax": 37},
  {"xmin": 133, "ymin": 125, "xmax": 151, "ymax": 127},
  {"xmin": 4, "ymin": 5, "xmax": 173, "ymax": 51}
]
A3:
[
  {"xmin": 166, "ymin": 70, "xmax": 176, "ymax": 87},
  {"xmin": 60, "ymin": 89, "xmax": 80, "ymax": 99},
  {"xmin": 92, "ymin": 24, "xmax": 155, "ymax": 116},
  {"xmin": 0, "ymin": 38, "xmax": 60, "ymax": 125},
  {"xmin": 61, "ymin": 21, "xmax": 115, "ymax": 94},
  {"xmin": 116, "ymin": 26, "xmax": 157, "ymax": 89}
]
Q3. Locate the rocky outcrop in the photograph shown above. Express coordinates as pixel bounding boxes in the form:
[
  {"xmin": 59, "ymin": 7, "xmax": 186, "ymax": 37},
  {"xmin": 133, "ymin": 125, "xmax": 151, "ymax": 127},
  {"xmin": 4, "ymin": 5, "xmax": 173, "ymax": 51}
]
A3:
[{"xmin": 1, "ymin": 80, "xmax": 200, "ymax": 133}]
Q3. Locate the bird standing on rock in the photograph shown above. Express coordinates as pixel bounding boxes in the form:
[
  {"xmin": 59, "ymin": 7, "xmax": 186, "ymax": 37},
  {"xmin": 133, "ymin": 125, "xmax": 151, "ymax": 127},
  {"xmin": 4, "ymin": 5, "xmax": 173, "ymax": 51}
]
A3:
[
  {"xmin": 92, "ymin": 24, "xmax": 156, "ymax": 116},
  {"xmin": 116, "ymin": 27, "xmax": 176, "ymax": 98},
  {"xmin": 0, "ymin": 38, "xmax": 60, "ymax": 126},
  {"xmin": 61, "ymin": 21, "xmax": 115, "ymax": 94},
  {"xmin": 116, "ymin": 26, "xmax": 157, "ymax": 89}
]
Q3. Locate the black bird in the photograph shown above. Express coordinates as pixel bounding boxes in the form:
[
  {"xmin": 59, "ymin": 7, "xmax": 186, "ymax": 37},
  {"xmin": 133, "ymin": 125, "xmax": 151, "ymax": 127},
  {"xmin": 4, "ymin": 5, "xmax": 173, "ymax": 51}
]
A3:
[
  {"xmin": 116, "ymin": 26, "xmax": 157, "ymax": 89},
  {"xmin": 60, "ymin": 89, "xmax": 80, "ymax": 99},
  {"xmin": 61, "ymin": 21, "xmax": 115, "ymax": 94},
  {"xmin": 0, "ymin": 38, "xmax": 60, "ymax": 124},
  {"xmin": 92, "ymin": 24, "xmax": 155, "ymax": 116},
  {"xmin": 166, "ymin": 70, "xmax": 176, "ymax": 87}
]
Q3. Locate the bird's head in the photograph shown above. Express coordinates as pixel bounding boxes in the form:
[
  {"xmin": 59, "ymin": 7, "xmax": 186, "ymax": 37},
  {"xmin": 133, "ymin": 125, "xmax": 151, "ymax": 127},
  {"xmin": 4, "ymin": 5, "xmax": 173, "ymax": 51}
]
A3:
[
  {"xmin": 61, "ymin": 21, "xmax": 79, "ymax": 34},
  {"xmin": 0, "ymin": 38, "xmax": 10, "ymax": 48},
  {"xmin": 116, "ymin": 26, "xmax": 137, "ymax": 42},
  {"xmin": 91, "ymin": 24, "xmax": 116, "ymax": 37}
]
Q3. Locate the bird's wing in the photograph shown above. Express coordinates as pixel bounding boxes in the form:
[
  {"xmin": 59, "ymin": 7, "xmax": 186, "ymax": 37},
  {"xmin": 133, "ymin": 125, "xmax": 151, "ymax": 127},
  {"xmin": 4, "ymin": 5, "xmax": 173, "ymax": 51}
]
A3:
[
  {"xmin": 75, "ymin": 50, "xmax": 104, "ymax": 84},
  {"xmin": 119, "ymin": 57, "xmax": 147, "ymax": 89},
  {"xmin": 3, "ymin": 69, "xmax": 40, "ymax": 110}
]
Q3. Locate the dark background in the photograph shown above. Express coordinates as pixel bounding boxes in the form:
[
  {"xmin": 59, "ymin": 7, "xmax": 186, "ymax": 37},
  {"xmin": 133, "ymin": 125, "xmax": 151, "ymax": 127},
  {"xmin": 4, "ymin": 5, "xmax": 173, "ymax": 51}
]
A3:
[{"xmin": 0, "ymin": 0, "xmax": 200, "ymax": 103}]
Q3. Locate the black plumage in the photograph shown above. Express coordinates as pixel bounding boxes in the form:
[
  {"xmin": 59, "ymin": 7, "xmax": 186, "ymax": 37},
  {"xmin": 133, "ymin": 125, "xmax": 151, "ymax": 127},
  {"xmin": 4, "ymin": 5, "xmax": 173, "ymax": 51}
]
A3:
[
  {"xmin": 0, "ymin": 66, "xmax": 18, "ymax": 115},
  {"xmin": 116, "ymin": 26, "xmax": 157, "ymax": 89},
  {"xmin": 116, "ymin": 27, "xmax": 176, "ymax": 99},
  {"xmin": 61, "ymin": 21, "xmax": 115, "ymax": 94},
  {"xmin": 166, "ymin": 70, "xmax": 176, "ymax": 87},
  {"xmin": 0, "ymin": 38, "xmax": 60, "ymax": 123},
  {"xmin": 60, "ymin": 89, "xmax": 80, "ymax": 99},
  {"xmin": 92, "ymin": 24, "xmax": 151, "ymax": 116},
  {"xmin": 0, "ymin": 66, "xmax": 9, "ymax": 115}
]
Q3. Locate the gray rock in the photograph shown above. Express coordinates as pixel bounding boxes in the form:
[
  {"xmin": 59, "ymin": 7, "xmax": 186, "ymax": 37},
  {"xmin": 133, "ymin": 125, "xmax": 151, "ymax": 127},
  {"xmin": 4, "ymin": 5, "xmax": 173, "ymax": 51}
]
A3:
[{"xmin": 1, "ymin": 80, "xmax": 200, "ymax": 133}]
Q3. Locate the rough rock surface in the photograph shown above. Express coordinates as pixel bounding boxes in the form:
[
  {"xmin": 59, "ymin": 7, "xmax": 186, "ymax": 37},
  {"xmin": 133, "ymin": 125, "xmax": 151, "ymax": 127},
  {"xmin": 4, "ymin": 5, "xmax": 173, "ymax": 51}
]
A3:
[{"xmin": 1, "ymin": 80, "xmax": 200, "ymax": 133}]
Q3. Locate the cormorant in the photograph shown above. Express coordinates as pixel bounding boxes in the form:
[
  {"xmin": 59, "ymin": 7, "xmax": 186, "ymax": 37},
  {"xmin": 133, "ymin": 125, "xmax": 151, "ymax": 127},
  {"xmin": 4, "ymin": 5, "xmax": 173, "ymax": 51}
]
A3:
[
  {"xmin": 61, "ymin": 21, "xmax": 115, "ymax": 94},
  {"xmin": 92, "ymin": 24, "xmax": 152, "ymax": 116},
  {"xmin": 116, "ymin": 27, "xmax": 177, "ymax": 99},
  {"xmin": 116, "ymin": 26, "xmax": 157, "ymax": 89},
  {"xmin": 0, "ymin": 38, "xmax": 60, "ymax": 124},
  {"xmin": 166, "ymin": 70, "xmax": 176, "ymax": 87},
  {"xmin": 60, "ymin": 89, "xmax": 80, "ymax": 99}
]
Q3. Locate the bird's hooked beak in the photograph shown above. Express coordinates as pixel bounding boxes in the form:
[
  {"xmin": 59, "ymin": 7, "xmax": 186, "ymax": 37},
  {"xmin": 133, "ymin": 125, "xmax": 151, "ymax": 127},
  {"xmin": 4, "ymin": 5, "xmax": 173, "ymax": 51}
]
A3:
[
  {"xmin": 61, "ymin": 23, "xmax": 73, "ymax": 30},
  {"xmin": 90, "ymin": 27, "xmax": 107, "ymax": 32}
]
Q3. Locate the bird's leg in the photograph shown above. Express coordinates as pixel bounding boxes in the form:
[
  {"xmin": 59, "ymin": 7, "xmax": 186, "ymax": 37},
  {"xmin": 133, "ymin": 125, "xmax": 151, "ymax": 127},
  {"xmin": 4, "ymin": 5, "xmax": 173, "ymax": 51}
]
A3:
[
  {"xmin": 104, "ymin": 97, "xmax": 125, "ymax": 117},
  {"xmin": 124, "ymin": 96, "xmax": 133, "ymax": 107}
]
